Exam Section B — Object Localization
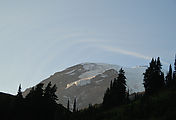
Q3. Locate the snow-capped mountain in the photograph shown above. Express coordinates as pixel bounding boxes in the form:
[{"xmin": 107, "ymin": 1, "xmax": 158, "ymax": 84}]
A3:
[{"xmin": 23, "ymin": 63, "xmax": 147, "ymax": 110}]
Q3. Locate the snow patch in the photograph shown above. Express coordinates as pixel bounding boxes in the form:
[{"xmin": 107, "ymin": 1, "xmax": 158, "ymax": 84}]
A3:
[
  {"xmin": 66, "ymin": 76, "xmax": 95, "ymax": 89},
  {"xmin": 79, "ymin": 63, "xmax": 120, "ymax": 79},
  {"xmin": 81, "ymin": 63, "xmax": 146, "ymax": 92},
  {"xmin": 65, "ymin": 69, "xmax": 76, "ymax": 75},
  {"xmin": 82, "ymin": 63, "xmax": 96, "ymax": 70}
]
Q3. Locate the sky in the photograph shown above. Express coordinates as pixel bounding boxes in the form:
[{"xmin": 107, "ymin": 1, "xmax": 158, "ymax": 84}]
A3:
[{"xmin": 0, "ymin": 0, "xmax": 175, "ymax": 94}]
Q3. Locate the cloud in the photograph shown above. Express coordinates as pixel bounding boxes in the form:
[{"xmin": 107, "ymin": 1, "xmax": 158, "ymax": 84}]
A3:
[
  {"xmin": 99, "ymin": 45, "xmax": 169, "ymax": 65},
  {"xmin": 100, "ymin": 45, "xmax": 152, "ymax": 60}
]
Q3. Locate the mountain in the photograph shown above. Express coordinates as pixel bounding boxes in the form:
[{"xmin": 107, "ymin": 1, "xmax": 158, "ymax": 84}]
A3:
[{"xmin": 23, "ymin": 63, "xmax": 147, "ymax": 110}]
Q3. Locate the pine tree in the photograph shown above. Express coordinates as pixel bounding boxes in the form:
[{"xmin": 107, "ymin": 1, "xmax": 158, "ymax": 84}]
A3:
[
  {"xmin": 50, "ymin": 84, "xmax": 58, "ymax": 102},
  {"xmin": 103, "ymin": 88, "xmax": 110, "ymax": 106},
  {"xmin": 17, "ymin": 84, "xmax": 23, "ymax": 99},
  {"xmin": 25, "ymin": 87, "xmax": 35, "ymax": 99},
  {"xmin": 73, "ymin": 98, "xmax": 77, "ymax": 112},
  {"xmin": 166, "ymin": 64, "xmax": 173, "ymax": 88},
  {"xmin": 44, "ymin": 82, "xmax": 58, "ymax": 104},
  {"xmin": 156, "ymin": 57, "xmax": 162, "ymax": 70},
  {"xmin": 173, "ymin": 54, "xmax": 176, "ymax": 86},
  {"xmin": 25, "ymin": 83, "xmax": 44, "ymax": 103},
  {"xmin": 156, "ymin": 57, "xmax": 165, "ymax": 89},
  {"xmin": 67, "ymin": 99, "xmax": 70, "ymax": 111},
  {"xmin": 103, "ymin": 68, "xmax": 127, "ymax": 107},
  {"xmin": 143, "ymin": 57, "xmax": 165, "ymax": 95},
  {"xmin": 110, "ymin": 80, "xmax": 113, "ymax": 90},
  {"xmin": 115, "ymin": 68, "xmax": 127, "ymax": 105},
  {"xmin": 15, "ymin": 84, "xmax": 24, "ymax": 120},
  {"xmin": 34, "ymin": 83, "xmax": 44, "ymax": 100}
]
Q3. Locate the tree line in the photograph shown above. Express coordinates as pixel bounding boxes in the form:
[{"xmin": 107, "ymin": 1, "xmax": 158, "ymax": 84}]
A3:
[
  {"xmin": 11, "ymin": 82, "xmax": 70, "ymax": 120},
  {"xmin": 102, "ymin": 56, "xmax": 176, "ymax": 108}
]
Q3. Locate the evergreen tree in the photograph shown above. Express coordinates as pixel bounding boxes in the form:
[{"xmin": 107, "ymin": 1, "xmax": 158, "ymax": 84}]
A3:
[
  {"xmin": 156, "ymin": 57, "xmax": 162, "ymax": 70},
  {"xmin": 166, "ymin": 64, "xmax": 173, "ymax": 88},
  {"xmin": 156, "ymin": 57, "xmax": 165, "ymax": 89},
  {"xmin": 103, "ymin": 68, "xmax": 127, "ymax": 107},
  {"xmin": 25, "ymin": 87, "xmax": 35, "ymax": 100},
  {"xmin": 173, "ymin": 54, "xmax": 176, "ymax": 85},
  {"xmin": 110, "ymin": 80, "xmax": 113, "ymax": 90},
  {"xmin": 73, "ymin": 98, "xmax": 77, "ymax": 112},
  {"xmin": 17, "ymin": 84, "xmax": 23, "ymax": 99},
  {"xmin": 44, "ymin": 82, "xmax": 58, "ymax": 104},
  {"xmin": 143, "ymin": 57, "xmax": 165, "ymax": 95},
  {"xmin": 15, "ymin": 84, "xmax": 24, "ymax": 120},
  {"xmin": 175, "ymin": 54, "xmax": 176, "ymax": 72},
  {"xmin": 33, "ymin": 83, "xmax": 44, "ymax": 101},
  {"xmin": 114, "ymin": 68, "xmax": 127, "ymax": 105},
  {"xmin": 67, "ymin": 99, "xmax": 70, "ymax": 111},
  {"xmin": 25, "ymin": 83, "xmax": 44, "ymax": 113},
  {"xmin": 25, "ymin": 83, "xmax": 58, "ymax": 120},
  {"xmin": 50, "ymin": 84, "xmax": 58, "ymax": 102},
  {"xmin": 103, "ymin": 88, "xmax": 110, "ymax": 106}
]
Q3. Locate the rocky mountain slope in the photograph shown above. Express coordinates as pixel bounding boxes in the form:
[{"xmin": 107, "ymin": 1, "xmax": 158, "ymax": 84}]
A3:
[{"xmin": 23, "ymin": 63, "xmax": 147, "ymax": 110}]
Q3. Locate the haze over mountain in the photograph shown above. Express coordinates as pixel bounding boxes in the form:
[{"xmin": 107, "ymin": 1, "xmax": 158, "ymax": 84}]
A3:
[{"xmin": 23, "ymin": 63, "xmax": 147, "ymax": 109}]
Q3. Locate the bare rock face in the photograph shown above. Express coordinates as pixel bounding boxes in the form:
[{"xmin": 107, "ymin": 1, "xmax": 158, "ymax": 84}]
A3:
[{"xmin": 23, "ymin": 63, "xmax": 146, "ymax": 110}]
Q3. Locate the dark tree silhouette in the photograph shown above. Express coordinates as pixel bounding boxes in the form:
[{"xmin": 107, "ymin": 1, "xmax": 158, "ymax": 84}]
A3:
[
  {"xmin": 156, "ymin": 57, "xmax": 165, "ymax": 89},
  {"xmin": 103, "ymin": 68, "xmax": 127, "ymax": 107},
  {"xmin": 44, "ymin": 82, "xmax": 58, "ymax": 104},
  {"xmin": 24, "ymin": 82, "xmax": 62, "ymax": 120},
  {"xmin": 166, "ymin": 64, "xmax": 173, "ymax": 88},
  {"xmin": 67, "ymin": 99, "xmax": 70, "ymax": 111},
  {"xmin": 17, "ymin": 84, "xmax": 23, "ymax": 99},
  {"xmin": 143, "ymin": 57, "xmax": 165, "ymax": 95},
  {"xmin": 114, "ymin": 68, "xmax": 127, "ymax": 105},
  {"xmin": 173, "ymin": 55, "xmax": 176, "ymax": 86},
  {"xmin": 34, "ymin": 83, "xmax": 44, "ymax": 98},
  {"xmin": 103, "ymin": 88, "xmax": 110, "ymax": 106},
  {"xmin": 73, "ymin": 98, "xmax": 77, "ymax": 112},
  {"xmin": 25, "ymin": 87, "xmax": 35, "ymax": 100}
]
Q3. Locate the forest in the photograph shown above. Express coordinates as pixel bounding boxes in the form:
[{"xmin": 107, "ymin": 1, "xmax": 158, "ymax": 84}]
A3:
[{"xmin": 0, "ymin": 56, "xmax": 176, "ymax": 120}]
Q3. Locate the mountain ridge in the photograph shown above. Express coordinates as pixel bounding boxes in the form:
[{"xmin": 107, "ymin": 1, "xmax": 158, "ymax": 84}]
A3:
[{"xmin": 23, "ymin": 62, "xmax": 147, "ymax": 109}]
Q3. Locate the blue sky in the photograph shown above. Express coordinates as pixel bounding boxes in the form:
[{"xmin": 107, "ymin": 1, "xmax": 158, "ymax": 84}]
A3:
[{"xmin": 0, "ymin": 0, "xmax": 175, "ymax": 94}]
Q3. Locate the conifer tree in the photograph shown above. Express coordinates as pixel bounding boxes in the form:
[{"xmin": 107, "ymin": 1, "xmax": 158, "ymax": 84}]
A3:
[
  {"xmin": 67, "ymin": 99, "xmax": 70, "ymax": 111},
  {"xmin": 34, "ymin": 83, "xmax": 44, "ymax": 100},
  {"xmin": 156, "ymin": 57, "xmax": 162, "ymax": 70},
  {"xmin": 173, "ymin": 54, "xmax": 176, "ymax": 85},
  {"xmin": 44, "ymin": 82, "xmax": 57, "ymax": 103},
  {"xmin": 166, "ymin": 64, "xmax": 173, "ymax": 88},
  {"xmin": 156, "ymin": 57, "xmax": 165, "ymax": 89},
  {"xmin": 110, "ymin": 80, "xmax": 113, "ymax": 90},
  {"xmin": 25, "ymin": 83, "xmax": 44, "ymax": 103},
  {"xmin": 103, "ymin": 68, "xmax": 127, "ymax": 107},
  {"xmin": 17, "ymin": 84, "xmax": 23, "ymax": 99},
  {"xmin": 115, "ymin": 68, "xmax": 127, "ymax": 105},
  {"xmin": 73, "ymin": 98, "xmax": 77, "ymax": 112},
  {"xmin": 103, "ymin": 88, "xmax": 110, "ymax": 106},
  {"xmin": 50, "ymin": 84, "xmax": 58, "ymax": 102},
  {"xmin": 143, "ymin": 57, "xmax": 165, "ymax": 95},
  {"xmin": 15, "ymin": 84, "xmax": 24, "ymax": 120},
  {"xmin": 25, "ymin": 87, "xmax": 35, "ymax": 99}
]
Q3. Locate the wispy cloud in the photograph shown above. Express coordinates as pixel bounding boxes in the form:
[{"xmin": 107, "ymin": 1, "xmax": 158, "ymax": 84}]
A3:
[
  {"xmin": 99, "ymin": 45, "xmax": 169, "ymax": 65},
  {"xmin": 100, "ymin": 45, "xmax": 152, "ymax": 60}
]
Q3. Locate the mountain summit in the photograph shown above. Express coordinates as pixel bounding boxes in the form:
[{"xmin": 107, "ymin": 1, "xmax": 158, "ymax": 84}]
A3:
[{"xmin": 23, "ymin": 63, "xmax": 146, "ymax": 109}]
